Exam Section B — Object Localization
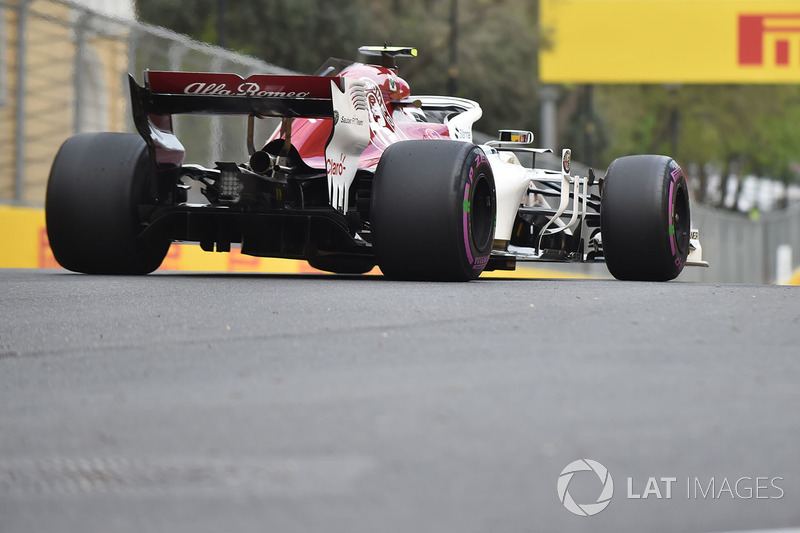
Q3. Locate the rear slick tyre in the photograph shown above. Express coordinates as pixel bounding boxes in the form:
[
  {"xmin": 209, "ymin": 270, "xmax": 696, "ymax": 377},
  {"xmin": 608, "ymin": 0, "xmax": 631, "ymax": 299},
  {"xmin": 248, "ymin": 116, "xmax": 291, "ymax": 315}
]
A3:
[
  {"xmin": 371, "ymin": 140, "xmax": 496, "ymax": 281},
  {"xmin": 45, "ymin": 133, "xmax": 170, "ymax": 274},
  {"xmin": 600, "ymin": 155, "xmax": 690, "ymax": 281}
]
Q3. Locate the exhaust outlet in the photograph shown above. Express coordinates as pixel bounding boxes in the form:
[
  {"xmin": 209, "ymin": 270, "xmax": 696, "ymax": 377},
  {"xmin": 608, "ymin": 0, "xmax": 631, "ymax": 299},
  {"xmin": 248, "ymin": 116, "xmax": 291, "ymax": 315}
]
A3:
[{"xmin": 249, "ymin": 150, "xmax": 274, "ymax": 174}]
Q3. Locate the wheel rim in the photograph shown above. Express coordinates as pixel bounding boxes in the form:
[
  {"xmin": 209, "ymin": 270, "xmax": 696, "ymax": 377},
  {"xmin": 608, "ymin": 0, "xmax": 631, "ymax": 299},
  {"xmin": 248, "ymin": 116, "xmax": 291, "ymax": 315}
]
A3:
[
  {"xmin": 672, "ymin": 184, "xmax": 690, "ymax": 256},
  {"xmin": 470, "ymin": 172, "xmax": 494, "ymax": 252}
]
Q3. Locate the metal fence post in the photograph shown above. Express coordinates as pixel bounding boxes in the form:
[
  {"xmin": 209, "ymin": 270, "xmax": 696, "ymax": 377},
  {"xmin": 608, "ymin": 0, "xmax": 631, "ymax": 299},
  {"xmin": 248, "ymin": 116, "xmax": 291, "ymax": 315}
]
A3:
[
  {"xmin": 124, "ymin": 27, "xmax": 137, "ymax": 133},
  {"xmin": 167, "ymin": 42, "xmax": 185, "ymax": 140},
  {"xmin": 0, "ymin": 5, "xmax": 8, "ymax": 108},
  {"xmin": 73, "ymin": 9, "xmax": 89, "ymax": 134},
  {"xmin": 14, "ymin": 0, "xmax": 30, "ymax": 203},
  {"xmin": 208, "ymin": 55, "xmax": 224, "ymax": 165},
  {"xmin": 539, "ymin": 85, "xmax": 558, "ymax": 151}
]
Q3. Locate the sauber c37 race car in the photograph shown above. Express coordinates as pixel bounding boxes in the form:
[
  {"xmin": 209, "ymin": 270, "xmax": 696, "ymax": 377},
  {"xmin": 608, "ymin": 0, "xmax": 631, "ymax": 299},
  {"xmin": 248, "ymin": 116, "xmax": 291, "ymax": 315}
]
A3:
[{"xmin": 46, "ymin": 46, "xmax": 707, "ymax": 281}]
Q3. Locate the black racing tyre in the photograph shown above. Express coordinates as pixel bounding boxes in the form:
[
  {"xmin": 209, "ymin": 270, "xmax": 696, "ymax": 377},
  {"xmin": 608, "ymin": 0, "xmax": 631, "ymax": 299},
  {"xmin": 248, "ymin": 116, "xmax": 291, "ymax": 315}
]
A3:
[
  {"xmin": 45, "ymin": 132, "xmax": 170, "ymax": 274},
  {"xmin": 600, "ymin": 155, "xmax": 691, "ymax": 281},
  {"xmin": 371, "ymin": 140, "xmax": 496, "ymax": 281},
  {"xmin": 307, "ymin": 255, "xmax": 376, "ymax": 274}
]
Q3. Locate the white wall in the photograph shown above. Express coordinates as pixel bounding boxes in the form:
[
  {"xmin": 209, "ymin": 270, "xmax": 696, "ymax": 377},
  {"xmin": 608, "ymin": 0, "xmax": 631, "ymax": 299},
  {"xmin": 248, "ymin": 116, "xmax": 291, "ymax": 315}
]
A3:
[{"xmin": 70, "ymin": 0, "xmax": 135, "ymax": 20}]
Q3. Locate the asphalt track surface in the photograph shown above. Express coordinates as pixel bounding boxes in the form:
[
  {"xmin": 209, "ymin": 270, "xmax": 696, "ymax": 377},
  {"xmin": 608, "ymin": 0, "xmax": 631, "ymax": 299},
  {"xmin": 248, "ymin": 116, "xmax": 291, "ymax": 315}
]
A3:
[{"xmin": 1, "ymin": 268, "xmax": 799, "ymax": 533}]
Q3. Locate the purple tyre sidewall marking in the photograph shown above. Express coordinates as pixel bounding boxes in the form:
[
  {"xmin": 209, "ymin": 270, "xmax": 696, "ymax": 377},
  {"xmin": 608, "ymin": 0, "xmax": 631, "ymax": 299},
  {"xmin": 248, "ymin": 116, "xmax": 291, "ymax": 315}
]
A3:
[
  {"xmin": 462, "ymin": 151, "xmax": 492, "ymax": 271},
  {"xmin": 463, "ymin": 168, "xmax": 474, "ymax": 266},
  {"xmin": 669, "ymin": 165, "xmax": 687, "ymax": 269}
]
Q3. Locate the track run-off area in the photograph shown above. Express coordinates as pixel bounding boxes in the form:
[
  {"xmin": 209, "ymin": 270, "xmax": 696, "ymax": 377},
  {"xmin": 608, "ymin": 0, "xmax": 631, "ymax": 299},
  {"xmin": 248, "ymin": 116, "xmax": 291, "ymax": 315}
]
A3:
[{"xmin": 1, "ymin": 268, "xmax": 799, "ymax": 533}]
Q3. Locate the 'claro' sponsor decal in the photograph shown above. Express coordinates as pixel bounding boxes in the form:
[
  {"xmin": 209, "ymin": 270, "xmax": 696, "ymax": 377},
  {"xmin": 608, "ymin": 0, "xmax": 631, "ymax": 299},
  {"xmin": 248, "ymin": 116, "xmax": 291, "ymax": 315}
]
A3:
[{"xmin": 326, "ymin": 154, "xmax": 347, "ymax": 177}]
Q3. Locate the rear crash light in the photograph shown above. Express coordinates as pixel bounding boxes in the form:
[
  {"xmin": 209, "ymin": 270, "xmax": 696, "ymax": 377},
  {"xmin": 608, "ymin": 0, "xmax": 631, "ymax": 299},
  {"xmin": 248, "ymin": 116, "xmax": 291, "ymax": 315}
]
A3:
[{"xmin": 217, "ymin": 163, "xmax": 243, "ymax": 202}]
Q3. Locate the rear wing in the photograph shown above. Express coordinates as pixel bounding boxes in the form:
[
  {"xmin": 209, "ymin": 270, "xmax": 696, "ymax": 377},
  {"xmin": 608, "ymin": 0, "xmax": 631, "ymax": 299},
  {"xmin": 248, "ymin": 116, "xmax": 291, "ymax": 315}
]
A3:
[
  {"xmin": 129, "ymin": 70, "xmax": 371, "ymax": 214},
  {"xmin": 134, "ymin": 71, "xmax": 342, "ymax": 117},
  {"xmin": 129, "ymin": 71, "xmax": 343, "ymax": 165}
]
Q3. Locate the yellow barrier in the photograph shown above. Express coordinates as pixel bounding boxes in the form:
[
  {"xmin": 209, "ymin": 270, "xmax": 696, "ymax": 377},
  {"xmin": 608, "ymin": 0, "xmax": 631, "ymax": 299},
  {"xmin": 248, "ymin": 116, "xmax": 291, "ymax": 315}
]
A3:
[
  {"xmin": 0, "ymin": 205, "xmax": 590, "ymax": 279},
  {"xmin": 0, "ymin": 205, "xmax": 342, "ymax": 274},
  {"xmin": 540, "ymin": 0, "xmax": 800, "ymax": 84},
  {"xmin": 0, "ymin": 206, "xmax": 54, "ymax": 269}
]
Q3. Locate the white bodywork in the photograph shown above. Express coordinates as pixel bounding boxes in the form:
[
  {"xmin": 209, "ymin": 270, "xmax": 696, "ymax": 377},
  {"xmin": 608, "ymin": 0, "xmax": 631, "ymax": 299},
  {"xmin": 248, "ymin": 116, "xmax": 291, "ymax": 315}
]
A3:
[
  {"xmin": 401, "ymin": 96, "xmax": 591, "ymax": 251},
  {"xmin": 485, "ymin": 150, "xmax": 536, "ymax": 241},
  {"xmin": 327, "ymin": 90, "xmax": 707, "ymax": 266},
  {"xmin": 424, "ymin": 96, "xmax": 706, "ymax": 265},
  {"xmin": 326, "ymin": 78, "xmax": 370, "ymax": 213},
  {"xmin": 482, "ymin": 145, "xmax": 591, "ymax": 249}
]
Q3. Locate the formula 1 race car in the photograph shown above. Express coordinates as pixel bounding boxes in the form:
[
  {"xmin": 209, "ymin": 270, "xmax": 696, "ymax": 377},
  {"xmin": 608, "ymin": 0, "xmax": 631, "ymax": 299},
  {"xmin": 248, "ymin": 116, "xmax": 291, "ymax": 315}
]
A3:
[{"xmin": 46, "ymin": 46, "xmax": 706, "ymax": 281}]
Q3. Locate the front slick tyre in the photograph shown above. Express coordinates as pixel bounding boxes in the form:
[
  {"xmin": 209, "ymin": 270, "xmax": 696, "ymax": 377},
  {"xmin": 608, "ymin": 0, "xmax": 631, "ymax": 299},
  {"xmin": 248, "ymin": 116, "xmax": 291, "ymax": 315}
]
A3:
[
  {"xmin": 600, "ymin": 155, "xmax": 690, "ymax": 281},
  {"xmin": 46, "ymin": 132, "xmax": 169, "ymax": 274},
  {"xmin": 371, "ymin": 140, "xmax": 496, "ymax": 281}
]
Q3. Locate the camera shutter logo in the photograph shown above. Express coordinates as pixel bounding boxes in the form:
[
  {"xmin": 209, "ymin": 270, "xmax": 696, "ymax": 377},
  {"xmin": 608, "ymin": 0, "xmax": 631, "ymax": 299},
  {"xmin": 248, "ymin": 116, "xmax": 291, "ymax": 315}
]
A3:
[{"xmin": 557, "ymin": 459, "xmax": 614, "ymax": 517}]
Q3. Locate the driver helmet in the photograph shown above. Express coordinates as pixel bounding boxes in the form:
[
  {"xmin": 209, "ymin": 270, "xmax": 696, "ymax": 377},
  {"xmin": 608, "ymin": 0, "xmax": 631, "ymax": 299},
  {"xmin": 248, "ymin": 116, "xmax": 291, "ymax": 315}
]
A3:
[{"xmin": 342, "ymin": 64, "xmax": 411, "ymax": 103}]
